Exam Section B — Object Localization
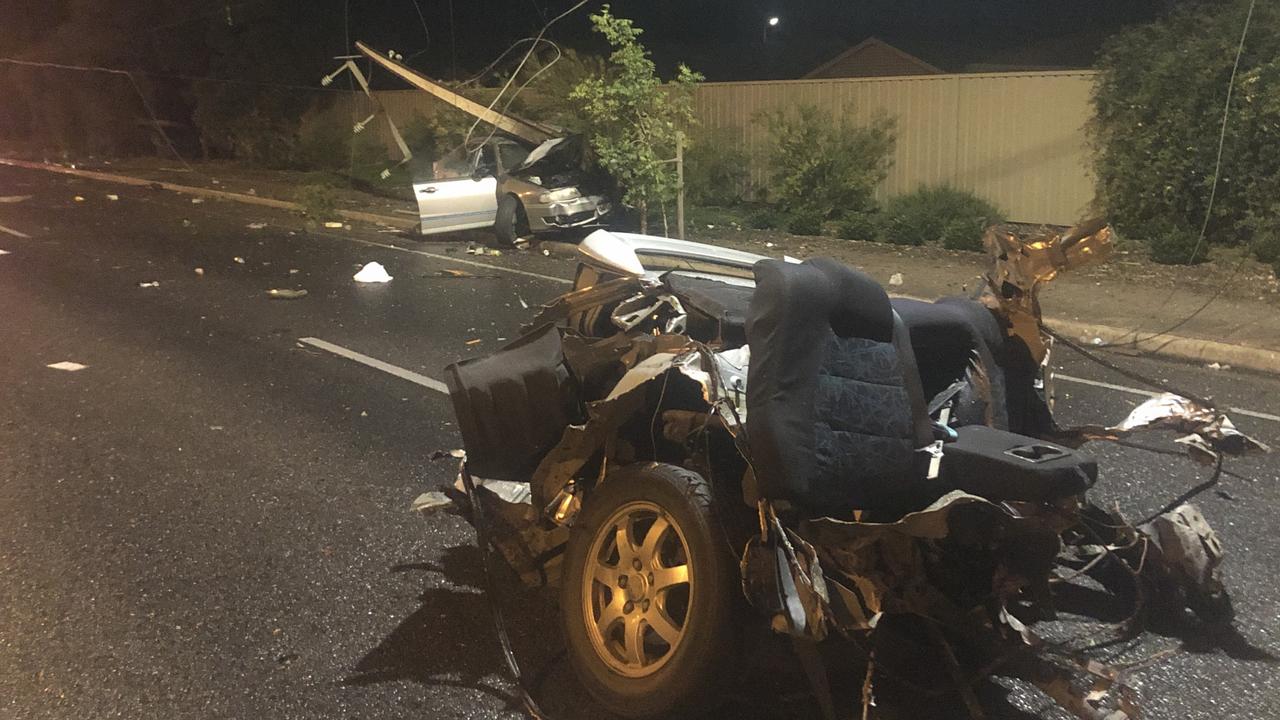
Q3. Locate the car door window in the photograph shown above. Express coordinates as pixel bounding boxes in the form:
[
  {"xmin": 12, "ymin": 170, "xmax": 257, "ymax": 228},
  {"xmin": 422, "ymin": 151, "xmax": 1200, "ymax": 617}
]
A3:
[{"xmin": 434, "ymin": 146, "xmax": 480, "ymax": 179}]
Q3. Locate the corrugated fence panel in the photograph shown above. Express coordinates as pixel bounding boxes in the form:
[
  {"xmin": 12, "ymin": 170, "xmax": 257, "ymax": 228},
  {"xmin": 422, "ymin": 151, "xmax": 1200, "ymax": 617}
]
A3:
[
  {"xmin": 350, "ymin": 72, "xmax": 1097, "ymax": 224},
  {"xmin": 692, "ymin": 71, "xmax": 1098, "ymax": 224}
]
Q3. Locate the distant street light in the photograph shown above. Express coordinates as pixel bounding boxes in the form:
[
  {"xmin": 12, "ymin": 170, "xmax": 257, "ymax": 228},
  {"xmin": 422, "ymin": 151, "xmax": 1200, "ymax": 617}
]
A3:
[{"xmin": 764, "ymin": 16, "xmax": 780, "ymax": 44}]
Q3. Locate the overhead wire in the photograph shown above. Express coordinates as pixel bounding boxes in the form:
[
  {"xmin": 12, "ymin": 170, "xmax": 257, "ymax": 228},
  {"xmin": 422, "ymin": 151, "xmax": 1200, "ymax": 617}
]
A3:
[
  {"xmin": 1097, "ymin": 0, "xmax": 1258, "ymax": 349},
  {"xmin": 0, "ymin": 57, "xmax": 194, "ymax": 171},
  {"xmin": 0, "ymin": 57, "xmax": 350, "ymax": 93},
  {"xmin": 461, "ymin": 0, "xmax": 592, "ymax": 152},
  {"xmin": 408, "ymin": 0, "xmax": 432, "ymax": 49}
]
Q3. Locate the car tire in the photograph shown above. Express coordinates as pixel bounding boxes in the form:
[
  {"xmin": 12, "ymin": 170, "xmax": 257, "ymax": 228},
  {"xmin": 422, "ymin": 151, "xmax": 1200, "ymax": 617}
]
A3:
[
  {"xmin": 561, "ymin": 462, "xmax": 739, "ymax": 719},
  {"xmin": 493, "ymin": 194, "xmax": 526, "ymax": 247}
]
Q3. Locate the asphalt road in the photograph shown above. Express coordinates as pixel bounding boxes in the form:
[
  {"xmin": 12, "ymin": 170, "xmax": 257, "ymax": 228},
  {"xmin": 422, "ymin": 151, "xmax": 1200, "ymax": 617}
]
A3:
[{"xmin": 2, "ymin": 164, "xmax": 1278, "ymax": 720}]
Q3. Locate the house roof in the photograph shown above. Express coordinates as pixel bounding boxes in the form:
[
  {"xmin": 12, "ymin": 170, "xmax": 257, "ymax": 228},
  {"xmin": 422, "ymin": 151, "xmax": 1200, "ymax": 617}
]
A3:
[
  {"xmin": 804, "ymin": 33, "xmax": 1102, "ymax": 79},
  {"xmin": 803, "ymin": 37, "xmax": 944, "ymax": 79}
]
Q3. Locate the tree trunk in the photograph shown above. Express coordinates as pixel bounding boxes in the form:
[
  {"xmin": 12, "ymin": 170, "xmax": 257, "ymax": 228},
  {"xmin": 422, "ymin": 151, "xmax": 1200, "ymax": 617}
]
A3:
[{"xmin": 638, "ymin": 200, "xmax": 648, "ymax": 234}]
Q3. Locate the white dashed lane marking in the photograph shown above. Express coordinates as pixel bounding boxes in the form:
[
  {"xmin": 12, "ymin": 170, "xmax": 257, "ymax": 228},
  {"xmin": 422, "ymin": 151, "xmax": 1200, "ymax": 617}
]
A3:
[
  {"xmin": 298, "ymin": 337, "xmax": 449, "ymax": 394},
  {"xmin": 0, "ymin": 223, "xmax": 31, "ymax": 238},
  {"xmin": 1056, "ymin": 373, "xmax": 1279, "ymax": 423}
]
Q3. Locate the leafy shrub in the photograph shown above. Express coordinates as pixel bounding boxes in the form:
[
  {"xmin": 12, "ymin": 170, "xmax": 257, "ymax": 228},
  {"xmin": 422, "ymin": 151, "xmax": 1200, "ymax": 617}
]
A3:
[
  {"xmin": 748, "ymin": 205, "xmax": 784, "ymax": 230},
  {"xmin": 786, "ymin": 207, "xmax": 825, "ymax": 236},
  {"xmin": 1254, "ymin": 233, "xmax": 1280, "ymax": 266},
  {"xmin": 756, "ymin": 105, "xmax": 895, "ymax": 220},
  {"xmin": 878, "ymin": 186, "xmax": 1001, "ymax": 248},
  {"xmin": 685, "ymin": 127, "xmax": 751, "ymax": 206},
  {"xmin": 296, "ymin": 183, "xmax": 339, "ymax": 221},
  {"xmin": 836, "ymin": 211, "xmax": 880, "ymax": 241},
  {"xmin": 1148, "ymin": 225, "xmax": 1209, "ymax": 265},
  {"xmin": 941, "ymin": 217, "xmax": 989, "ymax": 251},
  {"xmin": 294, "ymin": 118, "xmax": 352, "ymax": 172},
  {"xmin": 879, "ymin": 210, "xmax": 936, "ymax": 246},
  {"xmin": 1092, "ymin": 0, "xmax": 1280, "ymax": 263}
]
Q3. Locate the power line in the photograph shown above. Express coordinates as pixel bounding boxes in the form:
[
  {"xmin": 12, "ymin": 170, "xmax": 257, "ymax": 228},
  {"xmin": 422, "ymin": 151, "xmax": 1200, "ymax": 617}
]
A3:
[
  {"xmin": 0, "ymin": 57, "xmax": 192, "ymax": 171},
  {"xmin": 447, "ymin": 0, "xmax": 457, "ymax": 80},
  {"xmin": 0, "ymin": 57, "xmax": 348, "ymax": 93},
  {"xmin": 408, "ymin": 0, "xmax": 431, "ymax": 48},
  {"xmin": 1102, "ymin": 0, "xmax": 1257, "ymax": 349},
  {"xmin": 462, "ymin": 0, "xmax": 592, "ymax": 152}
]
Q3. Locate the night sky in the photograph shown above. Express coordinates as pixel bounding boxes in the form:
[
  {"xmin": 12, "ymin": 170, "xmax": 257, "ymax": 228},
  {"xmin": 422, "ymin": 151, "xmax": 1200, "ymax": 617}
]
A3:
[{"xmin": 1, "ymin": 0, "xmax": 1169, "ymax": 83}]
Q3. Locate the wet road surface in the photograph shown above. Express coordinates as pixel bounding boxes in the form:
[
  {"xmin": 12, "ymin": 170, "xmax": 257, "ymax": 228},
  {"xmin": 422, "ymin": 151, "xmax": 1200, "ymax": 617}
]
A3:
[{"xmin": 1, "ymin": 165, "xmax": 1278, "ymax": 719}]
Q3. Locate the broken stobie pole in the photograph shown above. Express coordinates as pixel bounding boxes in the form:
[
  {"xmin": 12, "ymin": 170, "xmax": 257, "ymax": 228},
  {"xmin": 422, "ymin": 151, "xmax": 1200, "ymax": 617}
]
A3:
[{"xmin": 353, "ymin": 41, "xmax": 556, "ymax": 147}]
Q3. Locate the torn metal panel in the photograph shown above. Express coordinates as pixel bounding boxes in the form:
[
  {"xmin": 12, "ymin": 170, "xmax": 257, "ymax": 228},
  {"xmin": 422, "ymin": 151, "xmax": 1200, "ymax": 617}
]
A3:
[
  {"xmin": 1070, "ymin": 392, "xmax": 1269, "ymax": 463},
  {"xmin": 980, "ymin": 220, "xmax": 1114, "ymax": 363},
  {"xmin": 610, "ymin": 291, "xmax": 687, "ymax": 334}
]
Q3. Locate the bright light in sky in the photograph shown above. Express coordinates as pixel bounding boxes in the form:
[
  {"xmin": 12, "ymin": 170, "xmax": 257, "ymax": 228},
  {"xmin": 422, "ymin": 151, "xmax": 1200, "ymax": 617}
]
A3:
[{"xmin": 767, "ymin": 16, "xmax": 780, "ymax": 26}]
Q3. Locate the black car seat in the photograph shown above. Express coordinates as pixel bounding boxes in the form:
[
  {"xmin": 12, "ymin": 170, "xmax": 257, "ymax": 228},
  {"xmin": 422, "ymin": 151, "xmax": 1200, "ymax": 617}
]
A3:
[
  {"xmin": 891, "ymin": 297, "xmax": 1010, "ymax": 430},
  {"xmin": 745, "ymin": 258, "xmax": 1095, "ymax": 519}
]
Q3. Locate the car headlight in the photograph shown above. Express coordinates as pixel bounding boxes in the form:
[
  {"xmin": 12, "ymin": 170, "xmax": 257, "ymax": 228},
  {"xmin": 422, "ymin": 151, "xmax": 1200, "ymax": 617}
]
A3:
[{"xmin": 538, "ymin": 187, "xmax": 581, "ymax": 203}]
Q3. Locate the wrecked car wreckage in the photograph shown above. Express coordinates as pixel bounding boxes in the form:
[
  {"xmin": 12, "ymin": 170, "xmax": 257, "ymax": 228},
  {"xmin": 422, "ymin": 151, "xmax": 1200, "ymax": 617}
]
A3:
[{"xmin": 419, "ymin": 223, "xmax": 1267, "ymax": 720}]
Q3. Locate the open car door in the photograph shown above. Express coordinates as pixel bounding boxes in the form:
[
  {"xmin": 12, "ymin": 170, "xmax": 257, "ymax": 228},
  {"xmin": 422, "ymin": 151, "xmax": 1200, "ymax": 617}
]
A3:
[{"xmin": 414, "ymin": 145, "xmax": 499, "ymax": 235}]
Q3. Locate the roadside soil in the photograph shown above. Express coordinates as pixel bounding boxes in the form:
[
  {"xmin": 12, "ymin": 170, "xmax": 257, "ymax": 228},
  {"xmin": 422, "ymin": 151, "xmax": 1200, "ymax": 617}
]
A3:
[{"xmin": 19, "ymin": 154, "xmax": 1280, "ymax": 356}]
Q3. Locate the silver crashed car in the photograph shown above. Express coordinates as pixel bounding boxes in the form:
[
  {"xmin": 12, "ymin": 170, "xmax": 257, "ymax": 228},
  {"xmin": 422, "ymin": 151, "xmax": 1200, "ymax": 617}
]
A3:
[{"xmin": 413, "ymin": 135, "xmax": 612, "ymax": 246}]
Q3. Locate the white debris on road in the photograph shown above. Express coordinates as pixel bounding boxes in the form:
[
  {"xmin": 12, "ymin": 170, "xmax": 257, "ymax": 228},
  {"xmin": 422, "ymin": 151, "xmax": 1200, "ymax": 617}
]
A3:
[
  {"xmin": 247, "ymin": 222, "xmax": 267, "ymax": 230},
  {"xmin": 47, "ymin": 361, "xmax": 87, "ymax": 372},
  {"xmin": 106, "ymin": 194, "xmax": 119, "ymax": 201},
  {"xmin": 267, "ymin": 288, "xmax": 308, "ymax": 299},
  {"xmin": 324, "ymin": 221, "xmax": 344, "ymax": 229},
  {"xmin": 0, "ymin": 195, "xmax": 32, "ymax": 203},
  {"xmin": 353, "ymin": 261, "xmax": 393, "ymax": 283},
  {"xmin": 138, "ymin": 281, "xmax": 160, "ymax": 288},
  {"xmin": 889, "ymin": 272, "xmax": 904, "ymax": 286}
]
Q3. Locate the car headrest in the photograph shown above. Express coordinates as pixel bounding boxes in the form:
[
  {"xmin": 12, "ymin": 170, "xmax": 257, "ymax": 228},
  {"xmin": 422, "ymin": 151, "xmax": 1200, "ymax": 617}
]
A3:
[{"xmin": 752, "ymin": 257, "xmax": 893, "ymax": 343}]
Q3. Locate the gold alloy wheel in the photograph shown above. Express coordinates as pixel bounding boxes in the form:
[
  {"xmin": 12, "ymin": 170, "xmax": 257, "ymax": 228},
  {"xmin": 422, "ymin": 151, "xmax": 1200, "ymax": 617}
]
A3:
[{"xmin": 581, "ymin": 500, "xmax": 694, "ymax": 678}]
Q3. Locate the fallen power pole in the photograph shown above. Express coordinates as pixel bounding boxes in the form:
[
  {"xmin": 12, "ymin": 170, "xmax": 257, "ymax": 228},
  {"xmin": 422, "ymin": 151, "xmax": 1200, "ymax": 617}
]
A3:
[{"xmin": 354, "ymin": 41, "xmax": 557, "ymax": 147}]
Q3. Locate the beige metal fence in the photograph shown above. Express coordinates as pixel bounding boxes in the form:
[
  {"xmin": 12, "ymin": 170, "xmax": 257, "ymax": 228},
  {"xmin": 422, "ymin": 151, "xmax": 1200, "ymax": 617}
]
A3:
[
  {"xmin": 355, "ymin": 70, "xmax": 1099, "ymax": 225},
  {"xmin": 693, "ymin": 71, "xmax": 1099, "ymax": 225}
]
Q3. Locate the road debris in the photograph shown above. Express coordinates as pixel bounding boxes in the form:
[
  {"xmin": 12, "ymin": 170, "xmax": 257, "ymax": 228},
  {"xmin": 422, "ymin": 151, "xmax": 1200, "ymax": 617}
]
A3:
[
  {"xmin": 233, "ymin": 257, "xmax": 246, "ymax": 264},
  {"xmin": 411, "ymin": 491, "xmax": 453, "ymax": 515},
  {"xmin": 289, "ymin": 268, "xmax": 299, "ymax": 275},
  {"xmin": 888, "ymin": 272, "xmax": 904, "ymax": 286},
  {"xmin": 466, "ymin": 245, "xmax": 502, "ymax": 257},
  {"xmin": 0, "ymin": 195, "xmax": 32, "ymax": 203},
  {"xmin": 191, "ymin": 197, "xmax": 204, "ymax": 204},
  {"xmin": 247, "ymin": 188, "xmax": 257, "ymax": 195},
  {"xmin": 138, "ymin": 281, "xmax": 160, "ymax": 288},
  {"xmin": 267, "ymin": 288, "xmax": 309, "ymax": 299},
  {"xmin": 1206, "ymin": 362, "xmax": 1230, "ymax": 370},
  {"xmin": 324, "ymin": 221, "xmax": 344, "ymax": 229},
  {"xmin": 353, "ymin": 261, "xmax": 393, "ymax": 283},
  {"xmin": 247, "ymin": 222, "xmax": 267, "ymax": 230},
  {"xmin": 73, "ymin": 196, "xmax": 85, "ymax": 202},
  {"xmin": 47, "ymin": 361, "xmax": 87, "ymax": 372},
  {"xmin": 182, "ymin": 219, "xmax": 192, "ymax": 227},
  {"xmin": 0, "ymin": 249, "xmax": 10, "ymax": 256},
  {"xmin": 106, "ymin": 194, "xmax": 119, "ymax": 201},
  {"xmin": 465, "ymin": 338, "xmax": 482, "ymax": 345},
  {"xmin": 194, "ymin": 267, "xmax": 204, "ymax": 276}
]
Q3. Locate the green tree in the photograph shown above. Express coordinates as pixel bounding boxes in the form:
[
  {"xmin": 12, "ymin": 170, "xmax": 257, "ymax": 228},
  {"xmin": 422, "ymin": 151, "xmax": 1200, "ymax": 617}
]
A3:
[
  {"xmin": 1092, "ymin": 0, "xmax": 1280, "ymax": 265},
  {"xmin": 570, "ymin": 6, "xmax": 703, "ymax": 233}
]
